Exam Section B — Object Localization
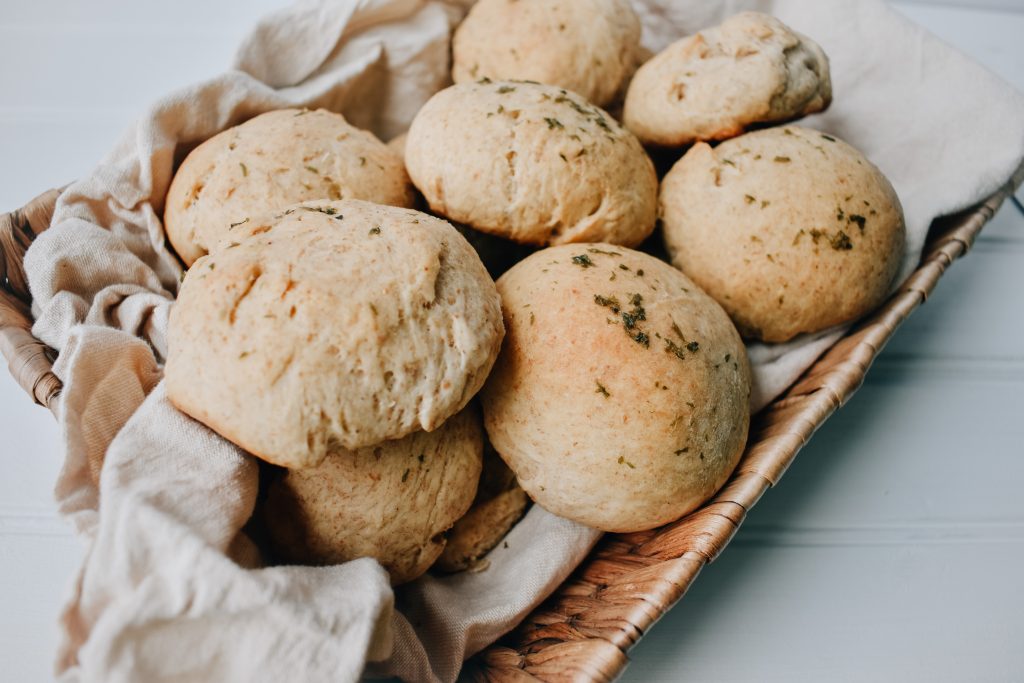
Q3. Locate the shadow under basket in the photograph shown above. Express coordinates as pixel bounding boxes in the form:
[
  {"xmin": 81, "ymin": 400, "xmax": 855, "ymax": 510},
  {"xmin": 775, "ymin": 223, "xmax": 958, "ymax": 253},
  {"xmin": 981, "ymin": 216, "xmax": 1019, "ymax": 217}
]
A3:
[{"xmin": 2, "ymin": 163, "xmax": 1022, "ymax": 682}]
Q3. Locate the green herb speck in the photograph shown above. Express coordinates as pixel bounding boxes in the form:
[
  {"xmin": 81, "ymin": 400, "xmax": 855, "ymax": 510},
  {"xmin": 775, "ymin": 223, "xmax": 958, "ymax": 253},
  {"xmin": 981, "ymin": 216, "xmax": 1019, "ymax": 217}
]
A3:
[
  {"xmin": 595, "ymin": 381, "xmax": 610, "ymax": 398},
  {"xmin": 571, "ymin": 254, "xmax": 594, "ymax": 268}
]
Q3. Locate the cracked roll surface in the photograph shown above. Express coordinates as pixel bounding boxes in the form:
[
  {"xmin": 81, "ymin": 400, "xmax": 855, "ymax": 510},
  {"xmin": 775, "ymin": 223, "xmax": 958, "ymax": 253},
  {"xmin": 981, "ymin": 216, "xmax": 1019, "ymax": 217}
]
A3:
[
  {"xmin": 623, "ymin": 12, "xmax": 831, "ymax": 147},
  {"xmin": 405, "ymin": 81, "xmax": 658, "ymax": 247},
  {"xmin": 660, "ymin": 126, "xmax": 906, "ymax": 343},
  {"xmin": 452, "ymin": 0, "xmax": 642, "ymax": 108},
  {"xmin": 265, "ymin": 407, "xmax": 483, "ymax": 585},
  {"xmin": 164, "ymin": 108, "xmax": 415, "ymax": 266},
  {"xmin": 480, "ymin": 244, "xmax": 750, "ymax": 533},
  {"xmin": 165, "ymin": 199, "xmax": 504, "ymax": 468}
]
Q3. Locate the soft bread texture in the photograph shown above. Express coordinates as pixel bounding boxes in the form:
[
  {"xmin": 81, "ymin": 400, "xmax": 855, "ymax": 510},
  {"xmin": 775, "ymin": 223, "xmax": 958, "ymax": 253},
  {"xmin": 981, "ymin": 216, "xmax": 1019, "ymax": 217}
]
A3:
[
  {"xmin": 623, "ymin": 12, "xmax": 831, "ymax": 147},
  {"xmin": 660, "ymin": 126, "xmax": 906, "ymax": 343},
  {"xmin": 386, "ymin": 132, "xmax": 407, "ymax": 158},
  {"xmin": 264, "ymin": 407, "xmax": 484, "ymax": 585},
  {"xmin": 452, "ymin": 0, "xmax": 642, "ymax": 108},
  {"xmin": 434, "ymin": 442, "xmax": 529, "ymax": 572},
  {"xmin": 480, "ymin": 244, "xmax": 751, "ymax": 533},
  {"xmin": 405, "ymin": 81, "xmax": 658, "ymax": 247},
  {"xmin": 164, "ymin": 108, "xmax": 415, "ymax": 265},
  {"xmin": 165, "ymin": 199, "xmax": 504, "ymax": 468}
]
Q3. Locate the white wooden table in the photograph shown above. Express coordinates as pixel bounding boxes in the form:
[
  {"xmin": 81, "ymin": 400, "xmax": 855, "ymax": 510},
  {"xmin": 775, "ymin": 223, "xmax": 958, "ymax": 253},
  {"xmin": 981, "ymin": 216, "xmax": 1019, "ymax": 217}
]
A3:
[{"xmin": 1, "ymin": 2, "xmax": 1022, "ymax": 681}]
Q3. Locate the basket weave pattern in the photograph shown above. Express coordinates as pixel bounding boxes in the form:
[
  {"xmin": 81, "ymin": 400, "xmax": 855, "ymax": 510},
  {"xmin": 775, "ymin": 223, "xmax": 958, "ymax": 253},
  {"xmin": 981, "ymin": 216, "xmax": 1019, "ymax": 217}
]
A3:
[{"xmin": 1, "ymin": 166, "xmax": 1021, "ymax": 682}]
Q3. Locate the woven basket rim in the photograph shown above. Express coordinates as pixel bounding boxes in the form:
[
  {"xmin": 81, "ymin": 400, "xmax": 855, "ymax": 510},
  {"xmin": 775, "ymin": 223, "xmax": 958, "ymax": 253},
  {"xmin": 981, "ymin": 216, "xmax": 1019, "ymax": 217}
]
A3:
[{"xmin": 1, "ymin": 162, "xmax": 1021, "ymax": 683}]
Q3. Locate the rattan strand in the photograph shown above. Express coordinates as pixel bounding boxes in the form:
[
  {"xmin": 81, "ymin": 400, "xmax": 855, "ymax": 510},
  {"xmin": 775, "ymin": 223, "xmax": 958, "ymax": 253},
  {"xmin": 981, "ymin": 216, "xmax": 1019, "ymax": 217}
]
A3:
[{"xmin": 0, "ymin": 163, "xmax": 1021, "ymax": 683}]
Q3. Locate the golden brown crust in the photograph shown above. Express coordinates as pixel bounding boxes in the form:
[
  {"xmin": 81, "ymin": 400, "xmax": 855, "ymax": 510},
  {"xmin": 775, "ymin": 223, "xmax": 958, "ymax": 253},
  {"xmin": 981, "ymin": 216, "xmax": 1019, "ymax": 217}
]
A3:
[
  {"xmin": 452, "ymin": 0, "xmax": 642, "ymax": 107},
  {"xmin": 434, "ymin": 445, "xmax": 529, "ymax": 572},
  {"xmin": 164, "ymin": 108, "xmax": 415, "ymax": 266},
  {"xmin": 264, "ymin": 408, "xmax": 484, "ymax": 585},
  {"xmin": 480, "ymin": 244, "xmax": 750, "ymax": 533},
  {"xmin": 166, "ymin": 199, "xmax": 504, "ymax": 468},
  {"xmin": 405, "ymin": 81, "xmax": 658, "ymax": 247},
  {"xmin": 660, "ymin": 126, "xmax": 906, "ymax": 342},
  {"xmin": 623, "ymin": 12, "xmax": 831, "ymax": 147}
]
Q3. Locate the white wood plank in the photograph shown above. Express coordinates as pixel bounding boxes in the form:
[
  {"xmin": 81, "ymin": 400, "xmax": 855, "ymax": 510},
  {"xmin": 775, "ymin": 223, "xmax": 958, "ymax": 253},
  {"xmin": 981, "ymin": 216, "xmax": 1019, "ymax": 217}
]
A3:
[
  {"xmin": 884, "ymin": 204, "xmax": 1024, "ymax": 361},
  {"xmin": 624, "ymin": 542, "xmax": 1024, "ymax": 682},
  {"xmin": 892, "ymin": 2, "xmax": 1024, "ymax": 91},
  {"xmin": 0, "ymin": 533, "xmax": 85, "ymax": 683},
  {"xmin": 0, "ymin": 0, "xmax": 285, "ymax": 28}
]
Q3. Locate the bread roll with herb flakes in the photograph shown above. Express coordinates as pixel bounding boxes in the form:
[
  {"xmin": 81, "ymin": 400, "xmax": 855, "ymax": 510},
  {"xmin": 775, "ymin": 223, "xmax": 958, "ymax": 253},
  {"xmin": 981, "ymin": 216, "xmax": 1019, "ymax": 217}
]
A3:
[
  {"xmin": 265, "ymin": 407, "xmax": 483, "ymax": 585},
  {"xmin": 405, "ymin": 80, "xmax": 658, "ymax": 247},
  {"xmin": 660, "ymin": 125, "xmax": 906, "ymax": 342},
  {"xmin": 434, "ymin": 442, "xmax": 529, "ymax": 572},
  {"xmin": 164, "ymin": 108, "xmax": 415, "ymax": 266},
  {"xmin": 623, "ymin": 12, "xmax": 831, "ymax": 147},
  {"xmin": 480, "ymin": 244, "xmax": 750, "ymax": 533},
  {"xmin": 166, "ymin": 199, "xmax": 504, "ymax": 469},
  {"xmin": 452, "ymin": 0, "xmax": 642, "ymax": 107}
]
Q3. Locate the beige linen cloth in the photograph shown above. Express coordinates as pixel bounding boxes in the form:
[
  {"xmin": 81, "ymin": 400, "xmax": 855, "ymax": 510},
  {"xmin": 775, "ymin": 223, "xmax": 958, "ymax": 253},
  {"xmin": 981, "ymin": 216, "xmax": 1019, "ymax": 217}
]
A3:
[{"xmin": 22, "ymin": 1, "xmax": 1024, "ymax": 681}]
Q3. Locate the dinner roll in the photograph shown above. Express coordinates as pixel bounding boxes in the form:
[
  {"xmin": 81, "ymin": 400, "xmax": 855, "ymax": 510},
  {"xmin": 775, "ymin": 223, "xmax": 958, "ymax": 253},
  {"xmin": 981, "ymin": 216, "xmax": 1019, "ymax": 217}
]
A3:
[
  {"xmin": 166, "ymin": 199, "xmax": 504, "ymax": 468},
  {"xmin": 452, "ymin": 0, "xmax": 642, "ymax": 108},
  {"xmin": 405, "ymin": 80, "xmax": 658, "ymax": 247},
  {"xmin": 265, "ymin": 407, "xmax": 483, "ymax": 585},
  {"xmin": 386, "ymin": 132, "xmax": 407, "ymax": 158},
  {"xmin": 623, "ymin": 12, "xmax": 831, "ymax": 147},
  {"xmin": 164, "ymin": 108, "xmax": 415, "ymax": 265},
  {"xmin": 660, "ymin": 126, "xmax": 906, "ymax": 342},
  {"xmin": 434, "ymin": 442, "xmax": 529, "ymax": 572},
  {"xmin": 480, "ymin": 244, "xmax": 750, "ymax": 533}
]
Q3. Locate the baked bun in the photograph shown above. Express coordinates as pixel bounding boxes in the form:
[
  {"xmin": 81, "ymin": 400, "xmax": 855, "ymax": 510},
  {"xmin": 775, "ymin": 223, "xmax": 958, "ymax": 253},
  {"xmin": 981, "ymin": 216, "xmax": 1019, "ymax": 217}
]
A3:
[
  {"xmin": 265, "ymin": 407, "xmax": 483, "ymax": 585},
  {"xmin": 480, "ymin": 244, "xmax": 750, "ymax": 533},
  {"xmin": 623, "ymin": 12, "xmax": 831, "ymax": 147},
  {"xmin": 166, "ymin": 199, "xmax": 504, "ymax": 468},
  {"xmin": 434, "ymin": 441, "xmax": 529, "ymax": 572},
  {"xmin": 405, "ymin": 80, "xmax": 658, "ymax": 247},
  {"xmin": 452, "ymin": 0, "xmax": 642, "ymax": 108},
  {"xmin": 386, "ymin": 132, "xmax": 407, "ymax": 159},
  {"xmin": 164, "ymin": 108, "xmax": 415, "ymax": 265},
  {"xmin": 660, "ymin": 126, "xmax": 906, "ymax": 342}
]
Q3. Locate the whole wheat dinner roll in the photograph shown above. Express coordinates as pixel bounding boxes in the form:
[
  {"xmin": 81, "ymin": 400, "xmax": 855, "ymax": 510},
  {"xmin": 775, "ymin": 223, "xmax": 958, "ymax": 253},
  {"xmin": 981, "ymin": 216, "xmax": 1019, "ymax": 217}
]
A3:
[
  {"xmin": 166, "ymin": 199, "xmax": 504, "ymax": 468},
  {"xmin": 660, "ymin": 125, "xmax": 906, "ymax": 343},
  {"xmin": 434, "ymin": 442, "xmax": 529, "ymax": 572},
  {"xmin": 623, "ymin": 12, "xmax": 831, "ymax": 147},
  {"xmin": 164, "ymin": 108, "xmax": 415, "ymax": 266},
  {"xmin": 405, "ymin": 80, "xmax": 658, "ymax": 247},
  {"xmin": 265, "ymin": 407, "xmax": 483, "ymax": 585},
  {"xmin": 480, "ymin": 244, "xmax": 750, "ymax": 533},
  {"xmin": 452, "ymin": 0, "xmax": 642, "ymax": 108}
]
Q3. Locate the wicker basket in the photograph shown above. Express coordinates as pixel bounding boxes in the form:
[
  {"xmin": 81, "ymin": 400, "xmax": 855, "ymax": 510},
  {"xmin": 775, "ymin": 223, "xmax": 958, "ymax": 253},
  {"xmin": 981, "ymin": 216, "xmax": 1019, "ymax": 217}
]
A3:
[{"xmin": 2, "ymin": 163, "xmax": 1022, "ymax": 682}]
